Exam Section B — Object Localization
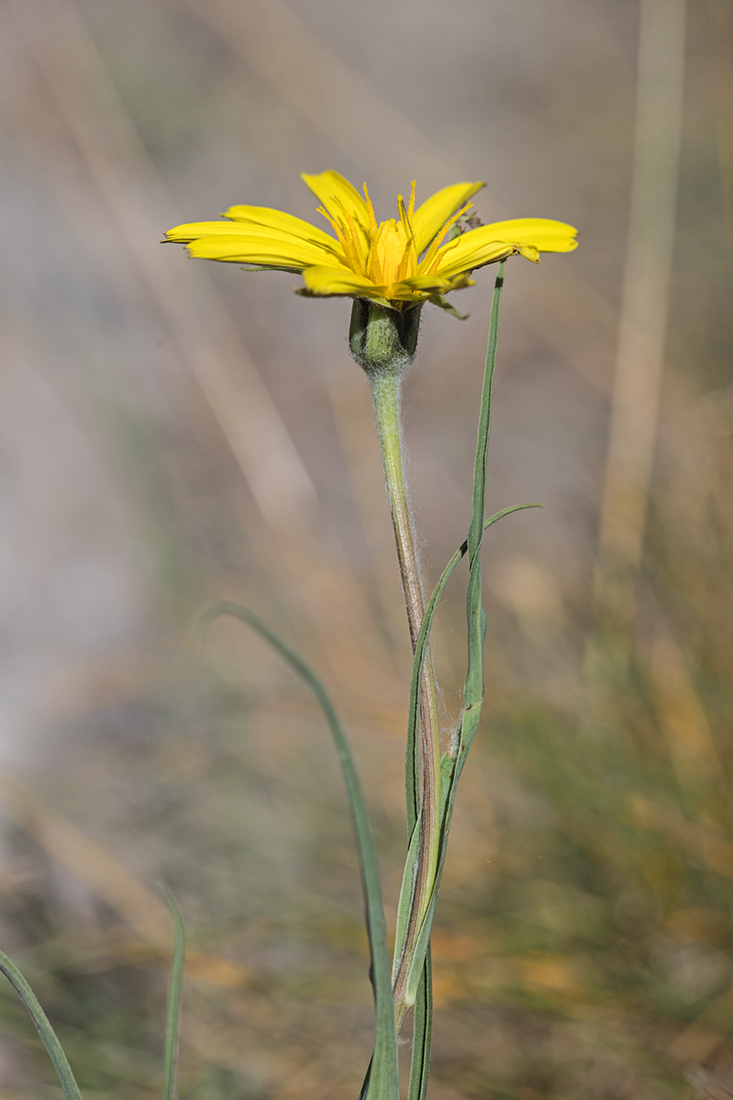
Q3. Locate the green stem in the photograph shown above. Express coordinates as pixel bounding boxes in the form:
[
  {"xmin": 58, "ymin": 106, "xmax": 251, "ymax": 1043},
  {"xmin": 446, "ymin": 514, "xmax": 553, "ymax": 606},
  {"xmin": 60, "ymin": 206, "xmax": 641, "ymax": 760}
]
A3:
[{"xmin": 368, "ymin": 365, "xmax": 441, "ymax": 1031}]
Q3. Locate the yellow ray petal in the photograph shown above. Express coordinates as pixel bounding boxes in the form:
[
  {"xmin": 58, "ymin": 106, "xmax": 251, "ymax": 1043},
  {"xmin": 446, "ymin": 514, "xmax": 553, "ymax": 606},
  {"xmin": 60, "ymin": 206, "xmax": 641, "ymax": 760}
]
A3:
[
  {"xmin": 165, "ymin": 219, "xmax": 343, "ymax": 260},
  {"xmin": 480, "ymin": 218, "xmax": 580, "ymax": 249},
  {"xmin": 301, "ymin": 265, "xmax": 386, "ymax": 297},
  {"xmin": 186, "ymin": 233, "xmax": 345, "ymax": 270},
  {"xmin": 301, "ymin": 171, "xmax": 370, "ymax": 237},
  {"xmin": 223, "ymin": 205, "xmax": 341, "ymax": 253},
  {"xmin": 431, "ymin": 219, "xmax": 578, "ymax": 280},
  {"xmin": 412, "ymin": 181, "xmax": 486, "ymax": 254},
  {"xmin": 165, "ymin": 220, "xmax": 245, "ymax": 243},
  {"xmin": 167, "ymin": 220, "xmax": 315, "ymax": 244}
]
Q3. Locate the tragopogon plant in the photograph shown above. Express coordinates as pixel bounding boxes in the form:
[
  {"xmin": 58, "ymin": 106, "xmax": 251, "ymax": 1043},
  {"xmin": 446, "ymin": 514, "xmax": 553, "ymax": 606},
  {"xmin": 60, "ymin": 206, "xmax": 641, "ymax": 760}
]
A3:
[
  {"xmin": 0, "ymin": 171, "xmax": 576, "ymax": 1100},
  {"xmin": 168, "ymin": 171, "xmax": 576, "ymax": 1098}
]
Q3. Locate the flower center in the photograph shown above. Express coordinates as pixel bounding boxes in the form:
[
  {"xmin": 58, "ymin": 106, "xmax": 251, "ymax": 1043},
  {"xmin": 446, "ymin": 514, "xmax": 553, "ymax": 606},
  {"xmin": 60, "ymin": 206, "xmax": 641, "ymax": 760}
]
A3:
[
  {"xmin": 317, "ymin": 182, "xmax": 419, "ymax": 293},
  {"xmin": 317, "ymin": 181, "xmax": 474, "ymax": 296},
  {"xmin": 366, "ymin": 218, "xmax": 416, "ymax": 290}
]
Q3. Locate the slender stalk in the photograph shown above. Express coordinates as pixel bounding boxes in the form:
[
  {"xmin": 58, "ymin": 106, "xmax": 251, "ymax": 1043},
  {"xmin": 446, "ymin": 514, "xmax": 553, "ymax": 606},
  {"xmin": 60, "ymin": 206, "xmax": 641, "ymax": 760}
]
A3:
[
  {"xmin": 368, "ymin": 366, "xmax": 441, "ymax": 1030},
  {"xmin": 587, "ymin": 0, "xmax": 685, "ymax": 660}
]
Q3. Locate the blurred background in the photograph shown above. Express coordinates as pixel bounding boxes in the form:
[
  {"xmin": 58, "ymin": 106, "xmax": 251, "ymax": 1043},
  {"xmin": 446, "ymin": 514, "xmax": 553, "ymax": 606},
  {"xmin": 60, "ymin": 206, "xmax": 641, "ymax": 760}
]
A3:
[{"xmin": 0, "ymin": 0, "xmax": 732, "ymax": 1097}]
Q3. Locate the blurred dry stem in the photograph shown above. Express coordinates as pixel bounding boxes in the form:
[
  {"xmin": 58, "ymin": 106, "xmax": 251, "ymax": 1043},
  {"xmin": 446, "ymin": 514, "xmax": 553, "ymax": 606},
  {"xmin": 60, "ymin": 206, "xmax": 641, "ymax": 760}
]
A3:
[
  {"xmin": 0, "ymin": 768, "xmax": 170, "ymax": 944},
  {"xmin": 0, "ymin": 766, "xmax": 261, "ymax": 996},
  {"xmin": 589, "ymin": 0, "xmax": 686, "ymax": 653},
  {"xmin": 9, "ymin": 0, "xmax": 392, "ymax": 694},
  {"xmin": 10, "ymin": 0, "xmax": 318, "ymax": 526},
  {"xmin": 182, "ymin": 0, "xmax": 458, "ymax": 192},
  {"xmin": 628, "ymin": 797, "xmax": 733, "ymax": 879},
  {"xmin": 646, "ymin": 626, "xmax": 725, "ymax": 792}
]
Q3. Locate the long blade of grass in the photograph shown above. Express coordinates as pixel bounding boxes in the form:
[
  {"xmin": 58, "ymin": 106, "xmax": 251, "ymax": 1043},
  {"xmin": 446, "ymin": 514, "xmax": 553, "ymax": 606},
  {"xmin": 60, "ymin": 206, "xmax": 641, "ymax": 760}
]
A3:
[
  {"xmin": 159, "ymin": 881, "xmax": 186, "ymax": 1100},
  {"xmin": 463, "ymin": 260, "xmax": 506, "ymax": 726},
  {"xmin": 191, "ymin": 602, "xmax": 398, "ymax": 1100},
  {"xmin": 0, "ymin": 951, "xmax": 84, "ymax": 1100}
]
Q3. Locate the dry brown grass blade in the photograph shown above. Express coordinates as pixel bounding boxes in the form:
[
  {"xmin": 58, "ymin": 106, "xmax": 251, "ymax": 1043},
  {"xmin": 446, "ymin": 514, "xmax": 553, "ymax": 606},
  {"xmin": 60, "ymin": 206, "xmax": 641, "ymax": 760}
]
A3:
[
  {"xmin": 0, "ymin": 769, "xmax": 259, "ymax": 989},
  {"xmin": 183, "ymin": 0, "xmax": 457, "ymax": 193},
  {"xmin": 117, "ymin": 942, "xmax": 256, "ymax": 989},
  {"xmin": 589, "ymin": 0, "xmax": 687, "ymax": 650},
  {"xmin": 8, "ymin": 0, "xmax": 392, "ymax": 684},
  {"xmin": 7, "ymin": 0, "xmax": 317, "ymax": 534},
  {"xmin": 0, "ymin": 768, "xmax": 170, "ymax": 944},
  {"xmin": 646, "ymin": 629, "xmax": 725, "ymax": 791}
]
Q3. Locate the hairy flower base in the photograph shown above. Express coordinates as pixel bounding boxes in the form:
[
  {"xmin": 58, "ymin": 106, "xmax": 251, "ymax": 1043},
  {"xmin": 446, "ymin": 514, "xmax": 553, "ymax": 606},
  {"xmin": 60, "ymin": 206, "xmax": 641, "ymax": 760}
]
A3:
[
  {"xmin": 164, "ymin": 171, "xmax": 578, "ymax": 312},
  {"xmin": 349, "ymin": 300, "xmax": 423, "ymax": 374}
]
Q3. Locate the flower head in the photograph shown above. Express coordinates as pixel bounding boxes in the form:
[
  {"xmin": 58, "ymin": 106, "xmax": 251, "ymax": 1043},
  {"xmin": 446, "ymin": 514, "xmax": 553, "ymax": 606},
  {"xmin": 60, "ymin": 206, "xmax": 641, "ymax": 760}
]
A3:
[{"xmin": 164, "ymin": 171, "xmax": 577, "ymax": 313}]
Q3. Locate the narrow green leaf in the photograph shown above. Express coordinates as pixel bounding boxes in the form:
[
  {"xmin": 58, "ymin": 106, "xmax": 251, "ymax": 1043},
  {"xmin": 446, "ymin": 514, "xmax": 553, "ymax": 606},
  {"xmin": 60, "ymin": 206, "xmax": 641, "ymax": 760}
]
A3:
[
  {"xmin": 191, "ymin": 602, "xmax": 398, "ymax": 1100},
  {"xmin": 159, "ymin": 881, "xmax": 186, "ymax": 1100},
  {"xmin": 452, "ymin": 262, "xmax": 506, "ymax": 775},
  {"xmin": 0, "ymin": 951, "xmax": 83, "ymax": 1100},
  {"xmin": 406, "ymin": 949, "xmax": 433, "ymax": 1100},
  {"xmin": 464, "ymin": 260, "xmax": 506, "ymax": 705}
]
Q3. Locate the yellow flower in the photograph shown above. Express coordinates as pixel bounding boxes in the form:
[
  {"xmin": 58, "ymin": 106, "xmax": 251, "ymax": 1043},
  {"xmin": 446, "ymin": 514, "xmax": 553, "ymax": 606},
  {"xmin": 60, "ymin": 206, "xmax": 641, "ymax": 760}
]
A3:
[{"xmin": 164, "ymin": 171, "xmax": 578, "ymax": 312}]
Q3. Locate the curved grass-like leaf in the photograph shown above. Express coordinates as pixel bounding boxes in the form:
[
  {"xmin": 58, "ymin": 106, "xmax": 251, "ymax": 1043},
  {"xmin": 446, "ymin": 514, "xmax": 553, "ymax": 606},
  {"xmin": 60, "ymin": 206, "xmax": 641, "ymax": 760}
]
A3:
[
  {"xmin": 0, "ymin": 951, "xmax": 83, "ymax": 1100},
  {"xmin": 191, "ymin": 602, "xmax": 398, "ymax": 1100},
  {"xmin": 159, "ymin": 881, "xmax": 186, "ymax": 1100}
]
